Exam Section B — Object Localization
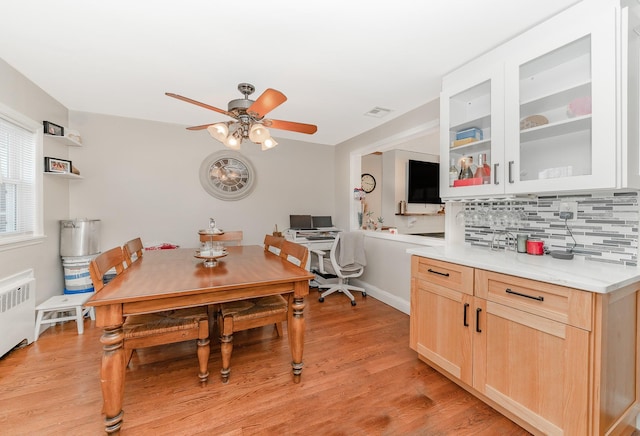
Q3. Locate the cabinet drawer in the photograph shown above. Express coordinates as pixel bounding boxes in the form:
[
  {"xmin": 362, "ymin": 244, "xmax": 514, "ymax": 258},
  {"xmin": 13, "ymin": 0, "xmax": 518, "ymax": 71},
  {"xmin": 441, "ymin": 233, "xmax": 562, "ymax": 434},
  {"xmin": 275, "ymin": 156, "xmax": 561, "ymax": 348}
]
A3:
[
  {"xmin": 475, "ymin": 269, "xmax": 592, "ymax": 330},
  {"xmin": 412, "ymin": 257, "xmax": 474, "ymax": 296}
]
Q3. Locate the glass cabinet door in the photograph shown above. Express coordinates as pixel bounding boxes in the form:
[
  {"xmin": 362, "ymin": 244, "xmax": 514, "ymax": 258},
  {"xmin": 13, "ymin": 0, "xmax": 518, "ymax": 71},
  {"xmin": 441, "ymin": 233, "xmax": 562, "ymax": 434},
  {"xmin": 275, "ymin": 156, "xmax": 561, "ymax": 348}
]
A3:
[
  {"xmin": 504, "ymin": 2, "xmax": 617, "ymax": 193},
  {"xmin": 440, "ymin": 65, "xmax": 504, "ymax": 199}
]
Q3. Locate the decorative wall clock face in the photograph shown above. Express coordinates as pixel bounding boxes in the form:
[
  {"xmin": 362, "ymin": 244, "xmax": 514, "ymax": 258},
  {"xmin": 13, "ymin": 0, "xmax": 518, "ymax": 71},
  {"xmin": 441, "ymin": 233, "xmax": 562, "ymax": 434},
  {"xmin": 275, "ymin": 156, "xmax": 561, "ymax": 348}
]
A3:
[
  {"xmin": 361, "ymin": 173, "xmax": 376, "ymax": 193},
  {"xmin": 199, "ymin": 151, "xmax": 256, "ymax": 200}
]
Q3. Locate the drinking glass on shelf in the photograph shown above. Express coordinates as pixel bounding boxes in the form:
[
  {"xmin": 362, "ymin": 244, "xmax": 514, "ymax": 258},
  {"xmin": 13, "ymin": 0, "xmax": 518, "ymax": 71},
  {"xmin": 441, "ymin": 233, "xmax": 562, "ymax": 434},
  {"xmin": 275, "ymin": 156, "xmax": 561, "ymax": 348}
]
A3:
[
  {"xmin": 470, "ymin": 205, "xmax": 488, "ymax": 227},
  {"xmin": 455, "ymin": 210, "xmax": 467, "ymax": 227},
  {"xmin": 484, "ymin": 207, "xmax": 498, "ymax": 227}
]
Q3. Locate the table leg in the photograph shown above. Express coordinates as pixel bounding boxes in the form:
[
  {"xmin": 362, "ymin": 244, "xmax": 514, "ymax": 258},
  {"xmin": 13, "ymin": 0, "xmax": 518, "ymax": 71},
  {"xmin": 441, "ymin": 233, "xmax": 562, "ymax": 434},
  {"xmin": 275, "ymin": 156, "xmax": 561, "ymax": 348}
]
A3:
[
  {"xmin": 288, "ymin": 295, "xmax": 305, "ymax": 383},
  {"xmin": 100, "ymin": 326, "xmax": 126, "ymax": 434}
]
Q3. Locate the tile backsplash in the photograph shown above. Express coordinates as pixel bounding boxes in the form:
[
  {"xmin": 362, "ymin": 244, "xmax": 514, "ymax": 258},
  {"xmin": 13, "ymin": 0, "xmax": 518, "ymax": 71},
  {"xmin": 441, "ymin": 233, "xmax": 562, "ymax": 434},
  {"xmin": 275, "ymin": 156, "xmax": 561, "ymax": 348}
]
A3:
[{"xmin": 463, "ymin": 192, "xmax": 639, "ymax": 266}]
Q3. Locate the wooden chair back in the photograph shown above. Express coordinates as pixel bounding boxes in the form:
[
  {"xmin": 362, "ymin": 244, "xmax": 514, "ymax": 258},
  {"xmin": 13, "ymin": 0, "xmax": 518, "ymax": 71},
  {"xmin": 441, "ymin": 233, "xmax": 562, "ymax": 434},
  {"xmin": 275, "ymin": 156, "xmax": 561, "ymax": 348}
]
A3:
[
  {"xmin": 264, "ymin": 234, "xmax": 285, "ymax": 254},
  {"xmin": 200, "ymin": 230, "xmax": 243, "ymax": 245},
  {"xmin": 89, "ymin": 247, "xmax": 126, "ymax": 292},
  {"xmin": 123, "ymin": 237, "xmax": 144, "ymax": 267},
  {"xmin": 280, "ymin": 240, "xmax": 309, "ymax": 268}
]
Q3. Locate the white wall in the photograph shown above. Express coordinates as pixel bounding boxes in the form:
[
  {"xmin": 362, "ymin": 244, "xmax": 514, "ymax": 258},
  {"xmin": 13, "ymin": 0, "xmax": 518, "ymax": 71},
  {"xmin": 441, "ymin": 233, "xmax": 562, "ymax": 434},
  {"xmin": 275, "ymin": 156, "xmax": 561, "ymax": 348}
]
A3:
[
  {"xmin": 360, "ymin": 153, "xmax": 382, "ymax": 224},
  {"xmin": 354, "ymin": 233, "xmax": 443, "ymax": 314},
  {"xmin": 334, "ymin": 98, "xmax": 441, "ymax": 311},
  {"xmin": 68, "ymin": 112, "xmax": 335, "ymax": 250},
  {"xmin": 0, "ymin": 59, "xmax": 70, "ymax": 304}
]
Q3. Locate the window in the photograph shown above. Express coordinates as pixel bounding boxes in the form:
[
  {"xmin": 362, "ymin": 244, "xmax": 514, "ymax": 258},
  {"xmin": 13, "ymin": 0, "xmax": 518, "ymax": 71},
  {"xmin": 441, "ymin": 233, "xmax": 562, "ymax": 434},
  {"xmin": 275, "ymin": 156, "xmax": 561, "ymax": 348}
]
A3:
[{"xmin": 0, "ymin": 103, "xmax": 43, "ymax": 247}]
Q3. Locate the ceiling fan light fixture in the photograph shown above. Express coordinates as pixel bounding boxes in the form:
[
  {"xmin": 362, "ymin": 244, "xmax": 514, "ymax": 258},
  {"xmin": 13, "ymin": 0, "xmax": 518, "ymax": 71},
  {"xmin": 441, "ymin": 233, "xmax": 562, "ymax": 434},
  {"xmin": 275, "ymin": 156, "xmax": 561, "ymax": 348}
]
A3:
[
  {"xmin": 249, "ymin": 123, "xmax": 270, "ymax": 143},
  {"xmin": 167, "ymin": 83, "xmax": 316, "ymax": 152},
  {"xmin": 224, "ymin": 128, "xmax": 243, "ymax": 149},
  {"xmin": 261, "ymin": 136, "xmax": 278, "ymax": 150},
  {"xmin": 207, "ymin": 122, "xmax": 230, "ymax": 142}
]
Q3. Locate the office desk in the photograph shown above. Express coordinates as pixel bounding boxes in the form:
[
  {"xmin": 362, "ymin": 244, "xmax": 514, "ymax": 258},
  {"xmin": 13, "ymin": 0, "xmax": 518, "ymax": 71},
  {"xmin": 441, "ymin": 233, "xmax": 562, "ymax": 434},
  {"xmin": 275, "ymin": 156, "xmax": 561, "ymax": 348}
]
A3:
[
  {"xmin": 285, "ymin": 228, "xmax": 340, "ymax": 269},
  {"xmin": 86, "ymin": 246, "xmax": 314, "ymax": 434}
]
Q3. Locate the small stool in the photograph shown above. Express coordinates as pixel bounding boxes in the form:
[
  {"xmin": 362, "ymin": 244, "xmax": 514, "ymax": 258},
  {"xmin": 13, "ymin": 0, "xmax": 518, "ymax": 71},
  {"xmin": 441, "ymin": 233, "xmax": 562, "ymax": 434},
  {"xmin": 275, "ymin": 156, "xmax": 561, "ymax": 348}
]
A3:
[{"xmin": 34, "ymin": 293, "xmax": 95, "ymax": 340}]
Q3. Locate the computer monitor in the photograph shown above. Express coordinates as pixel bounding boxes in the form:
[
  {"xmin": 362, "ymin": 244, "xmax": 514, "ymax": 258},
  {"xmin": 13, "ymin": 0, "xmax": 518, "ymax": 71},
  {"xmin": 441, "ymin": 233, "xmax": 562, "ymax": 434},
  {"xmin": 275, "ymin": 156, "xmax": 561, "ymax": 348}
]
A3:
[
  {"xmin": 312, "ymin": 216, "xmax": 333, "ymax": 228},
  {"xmin": 289, "ymin": 214, "xmax": 314, "ymax": 230}
]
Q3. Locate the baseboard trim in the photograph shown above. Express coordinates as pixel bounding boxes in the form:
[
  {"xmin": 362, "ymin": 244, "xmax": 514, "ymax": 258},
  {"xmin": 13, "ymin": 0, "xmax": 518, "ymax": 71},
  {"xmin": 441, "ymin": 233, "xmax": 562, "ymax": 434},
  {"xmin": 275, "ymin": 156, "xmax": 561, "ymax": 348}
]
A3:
[{"xmin": 350, "ymin": 279, "xmax": 410, "ymax": 315}]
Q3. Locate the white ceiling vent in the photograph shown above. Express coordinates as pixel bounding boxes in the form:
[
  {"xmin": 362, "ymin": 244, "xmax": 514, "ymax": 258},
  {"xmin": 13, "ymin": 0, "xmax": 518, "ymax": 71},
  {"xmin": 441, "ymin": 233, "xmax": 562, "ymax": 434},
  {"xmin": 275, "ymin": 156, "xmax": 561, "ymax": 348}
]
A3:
[{"xmin": 364, "ymin": 107, "xmax": 393, "ymax": 118}]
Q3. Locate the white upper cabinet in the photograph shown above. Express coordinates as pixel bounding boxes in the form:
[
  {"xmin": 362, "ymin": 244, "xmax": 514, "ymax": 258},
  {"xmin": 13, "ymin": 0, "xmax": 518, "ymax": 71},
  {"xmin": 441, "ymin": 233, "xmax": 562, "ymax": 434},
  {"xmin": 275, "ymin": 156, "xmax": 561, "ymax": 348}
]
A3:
[
  {"xmin": 441, "ymin": 0, "xmax": 629, "ymax": 199},
  {"xmin": 440, "ymin": 63, "xmax": 505, "ymax": 199}
]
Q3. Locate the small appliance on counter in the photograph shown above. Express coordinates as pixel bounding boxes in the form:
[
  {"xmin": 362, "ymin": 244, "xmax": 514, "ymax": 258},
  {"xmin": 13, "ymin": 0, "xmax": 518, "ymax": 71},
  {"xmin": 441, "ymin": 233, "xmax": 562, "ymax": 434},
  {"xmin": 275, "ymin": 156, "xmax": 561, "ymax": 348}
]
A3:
[{"xmin": 525, "ymin": 238, "xmax": 544, "ymax": 256}]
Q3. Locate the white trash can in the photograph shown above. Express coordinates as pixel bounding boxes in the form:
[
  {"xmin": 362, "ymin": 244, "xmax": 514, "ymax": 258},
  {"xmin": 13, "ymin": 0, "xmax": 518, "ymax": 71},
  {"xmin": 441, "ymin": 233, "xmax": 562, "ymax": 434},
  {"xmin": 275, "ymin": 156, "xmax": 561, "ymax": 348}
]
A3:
[{"xmin": 62, "ymin": 255, "xmax": 96, "ymax": 294}]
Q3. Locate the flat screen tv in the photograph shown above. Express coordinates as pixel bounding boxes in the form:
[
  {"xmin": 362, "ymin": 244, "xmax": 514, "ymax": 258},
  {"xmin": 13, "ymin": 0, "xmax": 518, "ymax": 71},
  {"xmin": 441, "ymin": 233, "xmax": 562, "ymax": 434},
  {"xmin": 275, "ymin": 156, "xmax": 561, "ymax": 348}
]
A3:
[{"xmin": 407, "ymin": 160, "xmax": 441, "ymax": 204}]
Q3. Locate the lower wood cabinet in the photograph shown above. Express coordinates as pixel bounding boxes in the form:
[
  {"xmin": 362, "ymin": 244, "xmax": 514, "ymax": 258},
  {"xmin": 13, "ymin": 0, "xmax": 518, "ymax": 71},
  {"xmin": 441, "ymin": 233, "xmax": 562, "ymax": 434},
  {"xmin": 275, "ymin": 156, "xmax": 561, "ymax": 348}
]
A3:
[{"xmin": 410, "ymin": 256, "xmax": 640, "ymax": 436}]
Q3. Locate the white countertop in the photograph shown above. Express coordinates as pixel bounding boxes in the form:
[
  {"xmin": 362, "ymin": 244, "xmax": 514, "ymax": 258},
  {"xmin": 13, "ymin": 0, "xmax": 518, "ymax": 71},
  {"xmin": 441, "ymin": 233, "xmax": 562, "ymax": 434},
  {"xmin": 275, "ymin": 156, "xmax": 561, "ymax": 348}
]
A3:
[{"xmin": 407, "ymin": 244, "xmax": 640, "ymax": 293}]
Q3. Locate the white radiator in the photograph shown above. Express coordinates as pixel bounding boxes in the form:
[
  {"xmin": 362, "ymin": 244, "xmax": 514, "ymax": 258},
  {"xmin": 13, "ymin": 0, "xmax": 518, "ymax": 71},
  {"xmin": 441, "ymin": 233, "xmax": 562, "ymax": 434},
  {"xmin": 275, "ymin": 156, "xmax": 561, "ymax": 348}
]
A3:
[{"xmin": 0, "ymin": 269, "xmax": 35, "ymax": 357}]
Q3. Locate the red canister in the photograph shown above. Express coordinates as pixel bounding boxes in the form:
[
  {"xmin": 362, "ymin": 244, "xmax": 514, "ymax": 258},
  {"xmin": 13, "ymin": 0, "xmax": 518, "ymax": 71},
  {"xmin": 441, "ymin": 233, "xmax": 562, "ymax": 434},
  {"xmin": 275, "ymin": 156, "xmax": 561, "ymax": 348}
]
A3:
[{"xmin": 526, "ymin": 238, "xmax": 544, "ymax": 255}]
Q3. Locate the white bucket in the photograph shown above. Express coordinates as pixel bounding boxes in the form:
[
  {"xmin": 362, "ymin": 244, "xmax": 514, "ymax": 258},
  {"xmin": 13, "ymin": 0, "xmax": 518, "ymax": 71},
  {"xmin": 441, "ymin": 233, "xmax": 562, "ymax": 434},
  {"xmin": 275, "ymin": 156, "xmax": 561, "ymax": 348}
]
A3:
[{"xmin": 62, "ymin": 255, "xmax": 95, "ymax": 294}]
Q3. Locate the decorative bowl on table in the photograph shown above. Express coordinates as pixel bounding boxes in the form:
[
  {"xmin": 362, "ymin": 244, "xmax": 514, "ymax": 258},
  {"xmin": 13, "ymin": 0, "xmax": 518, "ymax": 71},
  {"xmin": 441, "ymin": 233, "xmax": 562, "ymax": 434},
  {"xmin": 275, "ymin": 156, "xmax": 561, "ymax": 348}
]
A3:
[
  {"xmin": 195, "ymin": 249, "xmax": 228, "ymax": 267},
  {"xmin": 198, "ymin": 228, "xmax": 224, "ymax": 235}
]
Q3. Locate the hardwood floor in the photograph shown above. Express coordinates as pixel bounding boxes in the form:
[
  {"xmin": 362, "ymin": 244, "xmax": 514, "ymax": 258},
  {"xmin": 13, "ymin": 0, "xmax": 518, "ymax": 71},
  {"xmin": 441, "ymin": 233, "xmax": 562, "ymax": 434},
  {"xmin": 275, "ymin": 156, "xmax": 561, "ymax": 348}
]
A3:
[{"xmin": 1, "ymin": 290, "xmax": 532, "ymax": 435}]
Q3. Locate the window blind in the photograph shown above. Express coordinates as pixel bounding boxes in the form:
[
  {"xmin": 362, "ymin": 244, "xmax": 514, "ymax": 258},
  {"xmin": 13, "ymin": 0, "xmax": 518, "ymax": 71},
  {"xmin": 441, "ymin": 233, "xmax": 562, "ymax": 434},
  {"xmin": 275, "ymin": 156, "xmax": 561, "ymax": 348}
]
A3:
[{"xmin": 0, "ymin": 114, "xmax": 37, "ymax": 240}]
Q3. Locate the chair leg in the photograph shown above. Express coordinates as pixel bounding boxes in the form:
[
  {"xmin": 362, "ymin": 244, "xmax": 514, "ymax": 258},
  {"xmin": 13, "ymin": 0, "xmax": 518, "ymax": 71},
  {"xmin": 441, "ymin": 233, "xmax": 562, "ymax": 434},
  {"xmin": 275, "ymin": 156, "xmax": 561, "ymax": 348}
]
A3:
[
  {"xmin": 207, "ymin": 304, "xmax": 218, "ymax": 338},
  {"xmin": 319, "ymin": 279, "xmax": 366, "ymax": 306},
  {"xmin": 318, "ymin": 285, "xmax": 343, "ymax": 300},
  {"xmin": 220, "ymin": 316, "xmax": 234, "ymax": 384},
  {"xmin": 34, "ymin": 310, "xmax": 45, "ymax": 341},
  {"xmin": 74, "ymin": 306, "xmax": 84, "ymax": 335},
  {"xmin": 124, "ymin": 349, "xmax": 135, "ymax": 368},
  {"xmin": 275, "ymin": 322, "xmax": 284, "ymax": 337}
]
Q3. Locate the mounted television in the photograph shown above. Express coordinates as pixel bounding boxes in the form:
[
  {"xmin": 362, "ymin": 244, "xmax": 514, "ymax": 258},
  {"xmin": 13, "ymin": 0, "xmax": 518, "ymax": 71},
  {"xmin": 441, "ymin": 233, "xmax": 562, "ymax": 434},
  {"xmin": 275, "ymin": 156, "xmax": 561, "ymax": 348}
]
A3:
[{"xmin": 407, "ymin": 160, "xmax": 441, "ymax": 204}]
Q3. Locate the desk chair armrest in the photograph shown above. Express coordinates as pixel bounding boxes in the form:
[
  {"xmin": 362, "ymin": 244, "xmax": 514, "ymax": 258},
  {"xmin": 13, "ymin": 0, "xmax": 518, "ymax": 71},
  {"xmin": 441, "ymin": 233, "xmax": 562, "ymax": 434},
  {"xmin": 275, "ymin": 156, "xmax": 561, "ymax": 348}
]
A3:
[{"xmin": 310, "ymin": 249, "xmax": 328, "ymax": 274}]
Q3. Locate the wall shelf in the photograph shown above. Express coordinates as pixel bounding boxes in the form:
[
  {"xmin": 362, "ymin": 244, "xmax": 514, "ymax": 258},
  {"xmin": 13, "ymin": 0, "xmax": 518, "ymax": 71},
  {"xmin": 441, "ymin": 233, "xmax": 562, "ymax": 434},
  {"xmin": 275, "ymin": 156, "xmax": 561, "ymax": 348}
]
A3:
[
  {"xmin": 44, "ymin": 172, "xmax": 83, "ymax": 180},
  {"xmin": 44, "ymin": 133, "xmax": 82, "ymax": 147}
]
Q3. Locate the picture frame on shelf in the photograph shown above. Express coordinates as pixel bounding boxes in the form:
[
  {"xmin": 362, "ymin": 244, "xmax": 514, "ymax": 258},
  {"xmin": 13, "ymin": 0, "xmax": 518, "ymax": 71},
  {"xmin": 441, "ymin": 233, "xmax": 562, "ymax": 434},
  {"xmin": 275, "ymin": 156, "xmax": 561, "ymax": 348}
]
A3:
[
  {"xmin": 44, "ymin": 157, "xmax": 72, "ymax": 173},
  {"xmin": 43, "ymin": 121, "xmax": 64, "ymax": 136}
]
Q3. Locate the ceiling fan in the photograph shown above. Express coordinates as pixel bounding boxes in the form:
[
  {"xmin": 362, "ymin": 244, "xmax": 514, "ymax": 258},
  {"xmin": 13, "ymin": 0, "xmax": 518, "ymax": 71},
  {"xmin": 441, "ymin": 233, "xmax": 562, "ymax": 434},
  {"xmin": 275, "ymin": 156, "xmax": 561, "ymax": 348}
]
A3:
[{"xmin": 166, "ymin": 83, "xmax": 317, "ymax": 150}]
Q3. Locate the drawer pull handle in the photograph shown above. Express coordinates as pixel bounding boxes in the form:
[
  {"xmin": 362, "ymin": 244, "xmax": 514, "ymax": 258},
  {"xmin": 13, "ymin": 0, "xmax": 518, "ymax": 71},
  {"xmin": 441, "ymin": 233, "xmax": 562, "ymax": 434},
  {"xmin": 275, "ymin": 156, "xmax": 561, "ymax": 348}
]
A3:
[
  {"xmin": 494, "ymin": 163, "xmax": 499, "ymax": 185},
  {"xmin": 463, "ymin": 303, "xmax": 469, "ymax": 327},
  {"xmin": 506, "ymin": 288, "xmax": 544, "ymax": 302},
  {"xmin": 427, "ymin": 268, "xmax": 449, "ymax": 277},
  {"xmin": 476, "ymin": 308, "xmax": 482, "ymax": 333}
]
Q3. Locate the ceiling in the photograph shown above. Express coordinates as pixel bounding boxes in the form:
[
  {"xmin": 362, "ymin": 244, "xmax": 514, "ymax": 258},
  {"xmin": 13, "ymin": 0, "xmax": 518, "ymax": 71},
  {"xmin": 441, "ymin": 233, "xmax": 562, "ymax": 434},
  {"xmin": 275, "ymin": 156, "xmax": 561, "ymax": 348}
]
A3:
[{"xmin": 0, "ymin": 0, "xmax": 579, "ymax": 146}]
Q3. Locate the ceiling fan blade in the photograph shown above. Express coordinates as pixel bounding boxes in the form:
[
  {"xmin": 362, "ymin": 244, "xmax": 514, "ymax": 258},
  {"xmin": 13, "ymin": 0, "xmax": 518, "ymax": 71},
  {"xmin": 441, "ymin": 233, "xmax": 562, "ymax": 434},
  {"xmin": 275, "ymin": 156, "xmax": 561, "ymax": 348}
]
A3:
[
  {"xmin": 267, "ymin": 119, "xmax": 318, "ymax": 135},
  {"xmin": 247, "ymin": 88, "xmax": 287, "ymax": 118},
  {"xmin": 165, "ymin": 92, "xmax": 234, "ymax": 117},
  {"xmin": 186, "ymin": 123, "xmax": 215, "ymax": 131}
]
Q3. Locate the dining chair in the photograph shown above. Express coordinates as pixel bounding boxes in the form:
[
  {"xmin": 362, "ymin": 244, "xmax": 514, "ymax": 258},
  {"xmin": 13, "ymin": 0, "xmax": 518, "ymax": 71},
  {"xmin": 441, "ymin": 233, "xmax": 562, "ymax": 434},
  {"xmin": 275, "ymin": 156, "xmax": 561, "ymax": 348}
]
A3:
[
  {"xmin": 264, "ymin": 234, "xmax": 285, "ymax": 255},
  {"xmin": 279, "ymin": 239, "xmax": 309, "ymax": 267},
  {"xmin": 199, "ymin": 230, "xmax": 243, "ymax": 245},
  {"xmin": 217, "ymin": 239, "xmax": 308, "ymax": 383},
  {"xmin": 123, "ymin": 237, "xmax": 143, "ymax": 267},
  {"xmin": 89, "ymin": 246, "xmax": 210, "ymax": 384}
]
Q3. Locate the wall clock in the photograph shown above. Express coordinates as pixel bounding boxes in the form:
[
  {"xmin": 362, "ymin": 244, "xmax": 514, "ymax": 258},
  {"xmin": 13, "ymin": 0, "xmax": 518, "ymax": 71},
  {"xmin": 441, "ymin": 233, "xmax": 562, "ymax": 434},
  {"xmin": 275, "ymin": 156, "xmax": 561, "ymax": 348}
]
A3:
[
  {"xmin": 199, "ymin": 150, "xmax": 256, "ymax": 200},
  {"xmin": 361, "ymin": 173, "xmax": 376, "ymax": 193}
]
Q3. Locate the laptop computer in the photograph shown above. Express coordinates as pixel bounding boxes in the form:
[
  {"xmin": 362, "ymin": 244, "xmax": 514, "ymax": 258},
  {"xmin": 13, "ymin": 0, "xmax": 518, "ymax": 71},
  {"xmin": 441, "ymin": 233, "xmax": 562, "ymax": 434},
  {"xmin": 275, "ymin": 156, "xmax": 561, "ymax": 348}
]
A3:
[
  {"xmin": 289, "ymin": 214, "xmax": 315, "ymax": 230},
  {"xmin": 312, "ymin": 216, "xmax": 333, "ymax": 228}
]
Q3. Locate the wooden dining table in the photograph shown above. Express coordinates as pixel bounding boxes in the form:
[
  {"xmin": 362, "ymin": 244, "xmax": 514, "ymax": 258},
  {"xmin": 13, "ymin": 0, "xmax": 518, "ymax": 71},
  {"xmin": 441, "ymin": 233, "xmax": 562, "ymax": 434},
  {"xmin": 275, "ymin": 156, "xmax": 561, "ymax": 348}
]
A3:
[{"xmin": 85, "ymin": 245, "xmax": 315, "ymax": 434}]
